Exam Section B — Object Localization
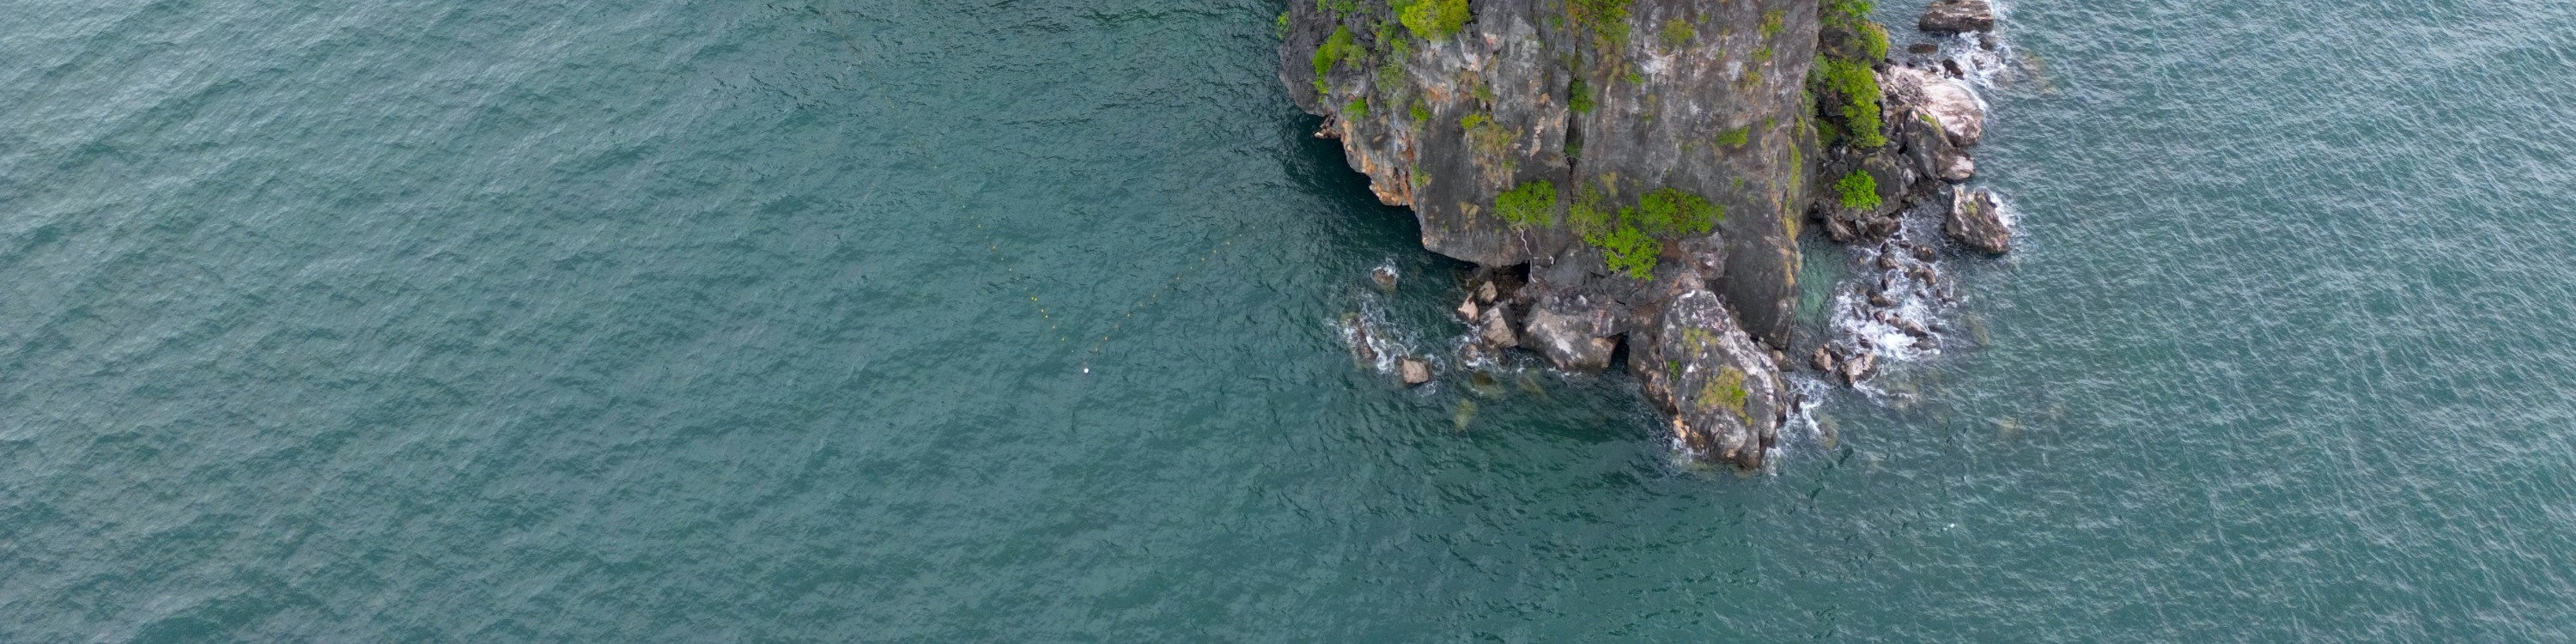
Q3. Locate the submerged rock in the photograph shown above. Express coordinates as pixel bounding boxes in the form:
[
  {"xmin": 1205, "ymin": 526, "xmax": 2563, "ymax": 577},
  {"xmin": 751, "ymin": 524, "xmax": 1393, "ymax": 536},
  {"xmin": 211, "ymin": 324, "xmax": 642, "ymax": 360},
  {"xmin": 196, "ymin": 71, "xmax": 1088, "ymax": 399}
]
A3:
[
  {"xmin": 1920, "ymin": 0, "xmax": 1997, "ymax": 34},
  {"xmin": 1399, "ymin": 357, "xmax": 1433, "ymax": 386},
  {"xmin": 1946, "ymin": 189, "xmax": 2012, "ymax": 254}
]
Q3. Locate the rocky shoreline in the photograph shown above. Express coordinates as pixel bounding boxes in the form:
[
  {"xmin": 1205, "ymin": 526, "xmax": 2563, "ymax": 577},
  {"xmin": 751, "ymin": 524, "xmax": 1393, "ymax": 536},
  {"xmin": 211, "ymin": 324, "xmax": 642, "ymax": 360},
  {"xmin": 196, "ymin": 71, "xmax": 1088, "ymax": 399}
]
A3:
[{"xmin": 1290, "ymin": 0, "xmax": 2012, "ymax": 470}]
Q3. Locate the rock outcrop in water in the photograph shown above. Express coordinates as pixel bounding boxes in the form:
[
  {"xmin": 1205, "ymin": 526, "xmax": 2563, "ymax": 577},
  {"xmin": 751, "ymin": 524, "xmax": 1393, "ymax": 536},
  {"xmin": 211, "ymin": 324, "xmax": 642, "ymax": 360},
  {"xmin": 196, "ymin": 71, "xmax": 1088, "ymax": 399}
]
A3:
[{"xmin": 1285, "ymin": 0, "xmax": 2010, "ymax": 468}]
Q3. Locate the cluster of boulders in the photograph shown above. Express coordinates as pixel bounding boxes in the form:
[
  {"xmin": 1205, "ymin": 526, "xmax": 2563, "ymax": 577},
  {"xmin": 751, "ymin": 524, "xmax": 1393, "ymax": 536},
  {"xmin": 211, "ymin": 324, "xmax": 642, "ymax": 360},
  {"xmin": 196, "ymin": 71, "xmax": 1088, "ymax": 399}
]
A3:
[
  {"xmin": 1291, "ymin": 0, "xmax": 2021, "ymax": 468},
  {"xmin": 1805, "ymin": 0, "xmax": 2014, "ymax": 389}
]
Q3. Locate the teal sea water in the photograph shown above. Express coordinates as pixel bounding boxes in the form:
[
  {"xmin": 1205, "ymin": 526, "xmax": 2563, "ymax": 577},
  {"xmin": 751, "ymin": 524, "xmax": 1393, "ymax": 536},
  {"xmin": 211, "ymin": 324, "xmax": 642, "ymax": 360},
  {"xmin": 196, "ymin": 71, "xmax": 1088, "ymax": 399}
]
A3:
[{"xmin": 5, "ymin": 0, "xmax": 2573, "ymax": 640}]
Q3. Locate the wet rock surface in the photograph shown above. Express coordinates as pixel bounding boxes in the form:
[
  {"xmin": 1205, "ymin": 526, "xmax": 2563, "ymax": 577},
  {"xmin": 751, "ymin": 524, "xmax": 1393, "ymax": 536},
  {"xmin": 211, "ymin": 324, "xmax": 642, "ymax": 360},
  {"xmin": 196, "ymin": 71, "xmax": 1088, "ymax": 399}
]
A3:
[
  {"xmin": 1919, "ymin": 0, "xmax": 1997, "ymax": 34},
  {"xmin": 1946, "ymin": 189, "xmax": 2012, "ymax": 254},
  {"xmin": 1631, "ymin": 288, "xmax": 1785, "ymax": 469},
  {"xmin": 1802, "ymin": 9, "xmax": 2018, "ymax": 391}
]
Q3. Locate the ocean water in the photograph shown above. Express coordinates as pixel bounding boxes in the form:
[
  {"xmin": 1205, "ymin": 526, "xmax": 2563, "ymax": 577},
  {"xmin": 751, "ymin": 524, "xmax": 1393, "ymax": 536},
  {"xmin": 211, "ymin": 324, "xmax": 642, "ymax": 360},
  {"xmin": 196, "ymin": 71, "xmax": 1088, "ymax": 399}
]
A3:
[{"xmin": 3, "ymin": 0, "xmax": 2573, "ymax": 641}]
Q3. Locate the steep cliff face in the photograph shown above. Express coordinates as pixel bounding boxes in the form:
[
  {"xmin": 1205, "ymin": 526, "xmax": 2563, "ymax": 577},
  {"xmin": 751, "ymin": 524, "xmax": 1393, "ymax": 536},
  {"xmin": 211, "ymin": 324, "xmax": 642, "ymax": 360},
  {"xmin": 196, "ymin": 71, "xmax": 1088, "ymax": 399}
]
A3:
[
  {"xmin": 1281, "ymin": 0, "xmax": 1817, "ymax": 347},
  {"xmin": 1285, "ymin": 0, "xmax": 1826, "ymax": 468}
]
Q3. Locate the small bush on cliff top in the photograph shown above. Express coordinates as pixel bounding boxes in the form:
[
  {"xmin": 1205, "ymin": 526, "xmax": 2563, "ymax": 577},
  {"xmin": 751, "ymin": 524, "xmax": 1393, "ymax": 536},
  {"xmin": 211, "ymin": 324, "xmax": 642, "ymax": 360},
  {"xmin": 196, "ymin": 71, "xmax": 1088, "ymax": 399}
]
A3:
[
  {"xmin": 1397, "ymin": 0, "xmax": 1470, "ymax": 39},
  {"xmin": 1494, "ymin": 180, "xmax": 1558, "ymax": 228},
  {"xmin": 1835, "ymin": 170, "xmax": 1881, "ymax": 210}
]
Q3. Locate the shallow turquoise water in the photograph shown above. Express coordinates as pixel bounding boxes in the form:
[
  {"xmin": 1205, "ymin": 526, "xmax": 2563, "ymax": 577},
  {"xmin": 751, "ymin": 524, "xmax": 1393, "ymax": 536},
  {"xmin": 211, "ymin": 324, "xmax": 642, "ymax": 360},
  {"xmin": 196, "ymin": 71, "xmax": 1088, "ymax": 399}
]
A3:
[{"xmin": 3, "ymin": 0, "xmax": 2573, "ymax": 640}]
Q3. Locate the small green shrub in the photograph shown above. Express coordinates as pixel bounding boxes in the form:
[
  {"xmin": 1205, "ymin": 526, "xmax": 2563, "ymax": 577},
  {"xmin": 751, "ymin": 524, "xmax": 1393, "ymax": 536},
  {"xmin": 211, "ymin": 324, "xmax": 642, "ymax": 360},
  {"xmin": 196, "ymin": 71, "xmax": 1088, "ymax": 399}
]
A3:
[
  {"xmin": 1312, "ymin": 26, "xmax": 1362, "ymax": 93},
  {"xmin": 1822, "ymin": 0, "xmax": 1873, "ymax": 28},
  {"xmin": 1346, "ymin": 98, "xmax": 1369, "ymax": 118},
  {"xmin": 1409, "ymin": 100, "xmax": 1431, "ymax": 123},
  {"xmin": 1659, "ymin": 18, "xmax": 1694, "ymax": 49},
  {"xmin": 1398, "ymin": 0, "xmax": 1469, "ymax": 39},
  {"xmin": 1817, "ymin": 59, "xmax": 1886, "ymax": 148},
  {"xmin": 1319, "ymin": 0, "xmax": 1361, "ymax": 17},
  {"xmin": 1834, "ymin": 170, "xmax": 1880, "ymax": 210},
  {"xmin": 1275, "ymin": 12, "xmax": 1291, "ymax": 39},
  {"xmin": 1589, "ymin": 224, "xmax": 1661, "ymax": 279},
  {"xmin": 1494, "ymin": 180, "xmax": 1558, "ymax": 228},
  {"xmin": 1568, "ymin": 0, "xmax": 1632, "ymax": 46},
  {"xmin": 1376, "ymin": 37, "xmax": 1413, "ymax": 92},
  {"xmin": 1701, "ymin": 367, "xmax": 1751, "ymax": 422},
  {"xmin": 1759, "ymin": 9, "xmax": 1785, "ymax": 37},
  {"xmin": 1568, "ymin": 77, "xmax": 1595, "ymax": 114},
  {"xmin": 1461, "ymin": 112, "xmax": 1512, "ymax": 156},
  {"xmin": 1716, "ymin": 126, "xmax": 1749, "ymax": 148},
  {"xmin": 1861, "ymin": 23, "xmax": 1891, "ymax": 60},
  {"xmin": 1569, "ymin": 185, "xmax": 1615, "ymax": 235},
  {"xmin": 1636, "ymin": 188, "xmax": 1722, "ymax": 236}
]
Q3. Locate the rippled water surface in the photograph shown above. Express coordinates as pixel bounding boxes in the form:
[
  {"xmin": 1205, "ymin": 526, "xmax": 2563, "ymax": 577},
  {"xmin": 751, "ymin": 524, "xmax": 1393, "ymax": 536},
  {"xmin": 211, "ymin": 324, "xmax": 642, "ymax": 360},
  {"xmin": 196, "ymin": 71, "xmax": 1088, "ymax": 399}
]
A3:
[{"xmin": 5, "ymin": 0, "xmax": 2573, "ymax": 640}]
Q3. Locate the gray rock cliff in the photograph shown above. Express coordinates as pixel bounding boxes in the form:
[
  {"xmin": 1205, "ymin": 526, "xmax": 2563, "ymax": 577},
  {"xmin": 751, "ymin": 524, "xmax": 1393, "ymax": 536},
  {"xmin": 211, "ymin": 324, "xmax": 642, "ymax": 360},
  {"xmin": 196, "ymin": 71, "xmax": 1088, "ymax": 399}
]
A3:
[{"xmin": 1283, "ymin": 0, "xmax": 1827, "ymax": 468}]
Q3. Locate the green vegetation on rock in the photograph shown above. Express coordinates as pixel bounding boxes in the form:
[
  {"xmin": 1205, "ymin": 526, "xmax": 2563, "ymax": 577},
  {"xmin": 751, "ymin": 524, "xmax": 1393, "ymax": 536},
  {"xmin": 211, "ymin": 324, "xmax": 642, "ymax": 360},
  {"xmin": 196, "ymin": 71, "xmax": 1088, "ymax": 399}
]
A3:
[
  {"xmin": 1312, "ymin": 26, "xmax": 1362, "ymax": 94},
  {"xmin": 1275, "ymin": 12, "xmax": 1291, "ymax": 39},
  {"xmin": 1659, "ymin": 18, "xmax": 1694, "ymax": 49},
  {"xmin": 1817, "ymin": 59, "xmax": 1886, "ymax": 148},
  {"xmin": 1409, "ymin": 100, "xmax": 1431, "ymax": 123},
  {"xmin": 1592, "ymin": 225, "xmax": 1660, "ymax": 279},
  {"xmin": 1822, "ymin": 0, "xmax": 1873, "ymax": 28},
  {"xmin": 1494, "ymin": 180, "xmax": 1558, "ymax": 228},
  {"xmin": 1568, "ymin": 77, "xmax": 1595, "ymax": 114},
  {"xmin": 1759, "ymin": 9, "xmax": 1786, "ymax": 38},
  {"xmin": 1346, "ymin": 98, "xmax": 1369, "ymax": 118},
  {"xmin": 1834, "ymin": 170, "xmax": 1880, "ymax": 210},
  {"xmin": 1567, "ymin": 0, "xmax": 1633, "ymax": 46},
  {"xmin": 1717, "ymin": 126, "xmax": 1749, "ymax": 148},
  {"xmin": 1567, "ymin": 185, "xmax": 1722, "ymax": 279},
  {"xmin": 1637, "ymin": 187, "xmax": 1722, "ymax": 236},
  {"xmin": 1394, "ymin": 0, "xmax": 1469, "ymax": 39},
  {"xmin": 1702, "ymin": 367, "xmax": 1751, "ymax": 423}
]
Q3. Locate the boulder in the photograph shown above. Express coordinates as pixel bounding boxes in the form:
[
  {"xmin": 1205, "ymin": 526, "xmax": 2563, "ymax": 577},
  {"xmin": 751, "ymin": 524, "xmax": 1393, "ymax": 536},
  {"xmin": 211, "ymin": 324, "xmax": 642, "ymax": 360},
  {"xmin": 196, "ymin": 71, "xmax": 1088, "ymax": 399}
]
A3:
[
  {"xmin": 1630, "ymin": 288, "xmax": 1786, "ymax": 470},
  {"xmin": 1841, "ymin": 350, "xmax": 1878, "ymax": 385},
  {"xmin": 1920, "ymin": 0, "xmax": 1996, "ymax": 33},
  {"xmin": 1399, "ymin": 358, "xmax": 1432, "ymax": 386},
  {"xmin": 1371, "ymin": 266, "xmax": 1399, "ymax": 290},
  {"xmin": 1480, "ymin": 311, "xmax": 1519, "ymax": 349},
  {"xmin": 1523, "ymin": 306, "xmax": 1616, "ymax": 373},
  {"xmin": 1945, "ymin": 189, "xmax": 2013, "ymax": 254},
  {"xmin": 1456, "ymin": 298, "xmax": 1479, "ymax": 321},
  {"xmin": 1917, "ymin": 75, "xmax": 1986, "ymax": 148}
]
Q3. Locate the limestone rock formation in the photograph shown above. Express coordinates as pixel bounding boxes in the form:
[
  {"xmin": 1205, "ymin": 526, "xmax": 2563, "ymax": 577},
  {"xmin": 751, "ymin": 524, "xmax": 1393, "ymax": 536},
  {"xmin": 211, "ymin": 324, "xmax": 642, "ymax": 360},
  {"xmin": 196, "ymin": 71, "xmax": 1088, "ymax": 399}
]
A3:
[{"xmin": 1283, "ymin": 0, "xmax": 1821, "ymax": 468}]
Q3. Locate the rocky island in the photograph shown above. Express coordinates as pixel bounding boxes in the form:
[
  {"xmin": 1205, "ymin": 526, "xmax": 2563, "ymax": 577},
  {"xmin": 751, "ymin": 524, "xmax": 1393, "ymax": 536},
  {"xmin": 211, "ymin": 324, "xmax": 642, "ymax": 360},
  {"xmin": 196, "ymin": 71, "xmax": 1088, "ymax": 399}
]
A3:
[{"xmin": 1285, "ymin": 0, "xmax": 2007, "ymax": 469}]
